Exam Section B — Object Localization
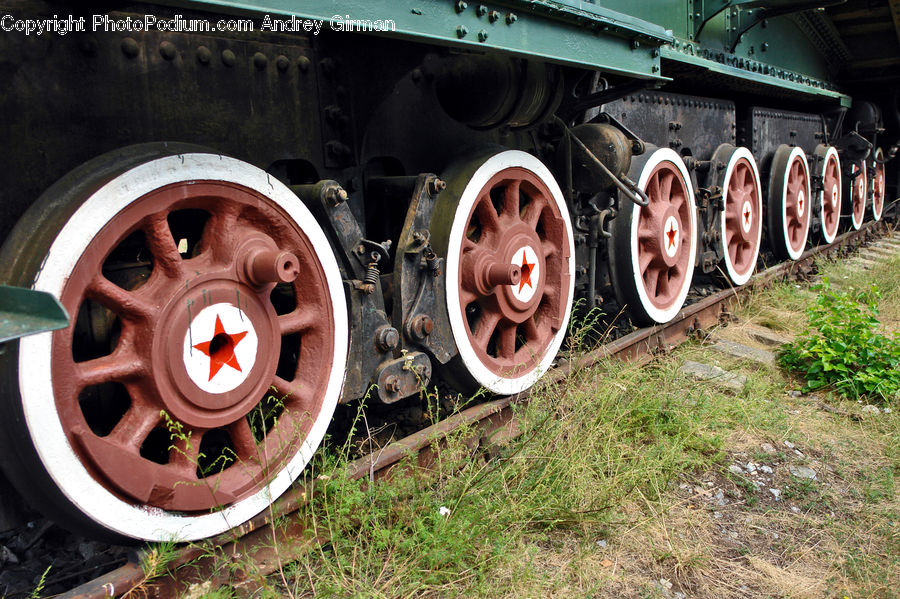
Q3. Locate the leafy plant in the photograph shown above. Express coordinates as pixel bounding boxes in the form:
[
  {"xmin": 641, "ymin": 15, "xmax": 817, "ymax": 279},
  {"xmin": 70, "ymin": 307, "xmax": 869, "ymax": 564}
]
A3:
[{"xmin": 778, "ymin": 278, "xmax": 900, "ymax": 401}]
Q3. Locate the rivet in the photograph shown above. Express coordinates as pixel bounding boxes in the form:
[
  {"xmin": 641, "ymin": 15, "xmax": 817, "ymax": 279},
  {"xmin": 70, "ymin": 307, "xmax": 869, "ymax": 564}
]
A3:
[
  {"xmin": 197, "ymin": 46, "xmax": 212, "ymax": 65},
  {"xmin": 222, "ymin": 49, "xmax": 237, "ymax": 67},
  {"xmin": 506, "ymin": 12, "xmax": 518, "ymax": 24},
  {"xmin": 455, "ymin": 0, "xmax": 467, "ymax": 13},
  {"xmin": 121, "ymin": 37, "xmax": 139, "ymax": 58},
  {"xmin": 489, "ymin": 10, "xmax": 500, "ymax": 23},
  {"xmin": 276, "ymin": 55, "xmax": 289, "ymax": 71},
  {"xmin": 476, "ymin": 5, "xmax": 488, "ymax": 17},
  {"xmin": 159, "ymin": 41, "xmax": 177, "ymax": 61},
  {"xmin": 298, "ymin": 56, "xmax": 311, "ymax": 72},
  {"xmin": 457, "ymin": 25, "xmax": 468, "ymax": 38},
  {"xmin": 253, "ymin": 52, "xmax": 268, "ymax": 70},
  {"xmin": 478, "ymin": 29, "xmax": 489, "ymax": 42}
]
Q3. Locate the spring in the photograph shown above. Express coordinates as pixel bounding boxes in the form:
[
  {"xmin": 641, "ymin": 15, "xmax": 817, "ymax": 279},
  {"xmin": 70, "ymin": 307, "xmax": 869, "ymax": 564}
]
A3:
[{"xmin": 364, "ymin": 261, "xmax": 380, "ymax": 288}]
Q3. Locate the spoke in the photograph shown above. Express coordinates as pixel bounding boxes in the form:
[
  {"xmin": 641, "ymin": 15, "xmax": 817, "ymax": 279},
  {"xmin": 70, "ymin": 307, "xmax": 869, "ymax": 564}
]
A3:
[
  {"xmin": 644, "ymin": 266, "xmax": 660, "ymax": 298},
  {"xmin": 475, "ymin": 197, "xmax": 500, "ymax": 234},
  {"xmin": 279, "ymin": 309, "xmax": 316, "ymax": 335},
  {"xmin": 502, "ymin": 179, "xmax": 521, "ymax": 220},
  {"xmin": 543, "ymin": 242, "xmax": 558, "ymax": 259},
  {"xmin": 473, "ymin": 310, "xmax": 501, "ymax": 345},
  {"xmin": 638, "ymin": 248, "xmax": 656, "ymax": 273},
  {"xmin": 229, "ymin": 418, "xmax": 259, "ymax": 460},
  {"xmin": 273, "ymin": 376, "xmax": 313, "ymax": 408},
  {"xmin": 76, "ymin": 353, "xmax": 146, "ymax": 388},
  {"xmin": 647, "ymin": 172, "xmax": 660, "ymax": 202},
  {"xmin": 200, "ymin": 203, "xmax": 241, "ymax": 260},
  {"xmin": 169, "ymin": 432, "xmax": 202, "ymax": 477},
  {"xmin": 462, "ymin": 237, "xmax": 477, "ymax": 253},
  {"xmin": 659, "ymin": 171, "xmax": 674, "ymax": 204},
  {"xmin": 522, "ymin": 196, "xmax": 547, "ymax": 229},
  {"xmin": 496, "ymin": 322, "xmax": 517, "ymax": 360},
  {"xmin": 107, "ymin": 401, "xmax": 162, "ymax": 450},
  {"xmin": 86, "ymin": 275, "xmax": 155, "ymax": 321},
  {"xmin": 143, "ymin": 212, "xmax": 185, "ymax": 279},
  {"xmin": 522, "ymin": 315, "xmax": 541, "ymax": 342}
]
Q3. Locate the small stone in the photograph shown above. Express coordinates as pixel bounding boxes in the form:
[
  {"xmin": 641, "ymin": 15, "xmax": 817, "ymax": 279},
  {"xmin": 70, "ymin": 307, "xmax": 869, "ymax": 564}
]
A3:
[
  {"xmin": 861, "ymin": 404, "xmax": 881, "ymax": 414},
  {"xmin": 659, "ymin": 578, "xmax": 673, "ymax": 590},
  {"xmin": 674, "ymin": 593, "xmax": 686, "ymax": 599},
  {"xmin": 760, "ymin": 465, "xmax": 773, "ymax": 474},
  {"xmin": 791, "ymin": 506, "xmax": 800, "ymax": 513},
  {"xmin": 784, "ymin": 441, "xmax": 795, "ymax": 449},
  {"xmin": 884, "ymin": 407, "xmax": 892, "ymax": 414},
  {"xmin": 715, "ymin": 490, "xmax": 727, "ymax": 506},
  {"xmin": 769, "ymin": 488, "xmax": 781, "ymax": 500},
  {"xmin": 729, "ymin": 530, "xmax": 739, "ymax": 539},
  {"xmin": 794, "ymin": 449, "xmax": 804, "ymax": 457},
  {"xmin": 760, "ymin": 443, "xmax": 776, "ymax": 454},
  {"xmin": 788, "ymin": 390, "xmax": 803, "ymax": 398},
  {"xmin": 789, "ymin": 465, "xmax": 817, "ymax": 480},
  {"xmin": 705, "ymin": 481, "xmax": 714, "ymax": 487},
  {"xmin": 681, "ymin": 360, "xmax": 747, "ymax": 391},
  {"xmin": 0, "ymin": 545, "xmax": 19, "ymax": 565},
  {"xmin": 729, "ymin": 464, "xmax": 744, "ymax": 475},
  {"xmin": 745, "ymin": 462, "xmax": 757, "ymax": 473},
  {"xmin": 773, "ymin": 532, "xmax": 779, "ymax": 539},
  {"xmin": 713, "ymin": 511, "xmax": 723, "ymax": 519},
  {"xmin": 596, "ymin": 539, "xmax": 608, "ymax": 548},
  {"xmin": 679, "ymin": 482, "xmax": 690, "ymax": 490}
]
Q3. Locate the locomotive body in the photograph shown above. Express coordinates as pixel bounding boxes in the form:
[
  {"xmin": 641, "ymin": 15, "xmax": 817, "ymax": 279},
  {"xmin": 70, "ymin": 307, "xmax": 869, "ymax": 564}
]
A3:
[{"xmin": 0, "ymin": 0, "xmax": 896, "ymax": 541}]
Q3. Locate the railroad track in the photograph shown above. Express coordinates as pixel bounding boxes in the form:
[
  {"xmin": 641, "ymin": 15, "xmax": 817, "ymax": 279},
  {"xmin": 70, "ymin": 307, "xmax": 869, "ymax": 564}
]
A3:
[{"xmin": 60, "ymin": 216, "xmax": 895, "ymax": 599}]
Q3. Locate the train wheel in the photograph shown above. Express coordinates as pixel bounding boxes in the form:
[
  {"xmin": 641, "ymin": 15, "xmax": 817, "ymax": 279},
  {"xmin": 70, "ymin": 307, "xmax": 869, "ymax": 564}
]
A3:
[
  {"xmin": 434, "ymin": 150, "xmax": 575, "ymax": 395},
  {"xmin": 872, "ymin": 148, "xmax": 885, "ymax": 222},
  {"xmin": 816, "ymin": 145, "xmax": 842, "ymax": 244},
  {"xmin": 609, "ymin": 147, "xmax": 698, "ymax": 325},
  {"xmin": 713, "ymin": 145, "xmax": 763, "ymax": 286},
  {"xmin": 846, "ymin": 160, "xmax": 866, "ymax": 230},
  {"xmin": 767, "ymin": 145, "xmax": 811, "ymax": 260},
  {"xmin": 0, "ymin": 145, "xmax": 347, "ymax": 542}
]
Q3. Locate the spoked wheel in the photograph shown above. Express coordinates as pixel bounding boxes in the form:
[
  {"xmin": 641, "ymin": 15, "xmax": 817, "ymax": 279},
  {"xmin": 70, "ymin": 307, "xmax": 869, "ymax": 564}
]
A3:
[
  {"xmin": 815, "ymin": 145, "xmax": 842, "ymax": 244},
  {"xmin": 433, "ymin": 150, "xmax": 575, "ymax": 395},
  {"xmin": 711, "ymin": 145, "xmax": 763, "ymax": 286},
  {"xmin": 846, "ymin": 159, "xmax": 866, "ymax": 231},
  {"xmin": 767, "ymin": 145, "xmax": 811, "ymax": 260},
  {"xmin": 872, "ymin": 148, "xmax": 885, "ymax": 222},
  {"xmin": 0, "ymin": 145, "xmax": 347, "ymax": 542},
  {"xmin": 609, "ymin": 146, "xmax": 698, "ymax": 325}
]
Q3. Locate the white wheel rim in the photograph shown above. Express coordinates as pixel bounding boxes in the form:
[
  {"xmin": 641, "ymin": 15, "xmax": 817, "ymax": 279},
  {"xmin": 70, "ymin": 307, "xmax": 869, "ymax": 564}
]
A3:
[
  {"xmin": 629, "ymin": 148, "xmax": 698, "ymax": 323},
  {"xmin": 719, "ymin": 147, "xmax": 763, "ymax": 285},
  {"xmin": 781, "ymin": 147, "xmax": 811, "ymax": 260},
  {"xmin": 819, "ymin": 146, "xmax": 841, "ymax": 244},
  {"xmin": 445, "ymin": 150, "xmax": 575, "ymax": 395},
  {"xmin": 19, "ymin": 154, "xmax": 348, "ymax": 541},
  {"xmin": 873, "ymin": 148, "xmax": 884, "ymax": 221},
  {"xmin": 851, "ymin": 160, "xmax": 866, "ymax": 230}
]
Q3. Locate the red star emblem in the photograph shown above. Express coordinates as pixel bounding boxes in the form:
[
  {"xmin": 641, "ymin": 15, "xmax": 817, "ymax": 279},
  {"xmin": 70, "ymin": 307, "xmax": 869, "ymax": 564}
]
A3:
[
  {"xmin": 666, "ymin": 223, "xmax": 678, "ymax": 250},
  {"xmin": 192, "ymin": 314, "xmax": 248, "ymax": 381},
  {"xmin": 744, "ymin": 208, "xmax": 751, "ymax": 226},
  {"xmin": 518, "ymin": 250, "xmax": 534, "ymax": 293}
]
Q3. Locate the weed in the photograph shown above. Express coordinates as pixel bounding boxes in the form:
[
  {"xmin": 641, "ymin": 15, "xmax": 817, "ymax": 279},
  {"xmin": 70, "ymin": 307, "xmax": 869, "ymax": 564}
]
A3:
[
  {"xmin": 778, "ymin": 277, "xmax": 900, "ymax": 402},
  {"xmin": 28, "ymin": 566, "xmax": 50, "ymax": 599}
]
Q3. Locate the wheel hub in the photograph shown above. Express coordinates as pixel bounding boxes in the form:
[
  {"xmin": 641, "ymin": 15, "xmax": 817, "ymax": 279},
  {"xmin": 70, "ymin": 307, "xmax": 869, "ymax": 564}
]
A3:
[
  {"xmin": 661, "ymin": 212, "xmax": 681, "ymax": 265},
  {"xmin": 505, "ymin": 240, "xmax": 542, "ymax": 307}
]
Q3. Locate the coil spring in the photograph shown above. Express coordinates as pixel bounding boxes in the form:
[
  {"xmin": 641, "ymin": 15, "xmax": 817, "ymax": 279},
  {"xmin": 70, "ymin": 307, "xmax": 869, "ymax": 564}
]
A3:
[{"xmin": 364, "ymin": 260, "xmax": 380, "ymax": 289}]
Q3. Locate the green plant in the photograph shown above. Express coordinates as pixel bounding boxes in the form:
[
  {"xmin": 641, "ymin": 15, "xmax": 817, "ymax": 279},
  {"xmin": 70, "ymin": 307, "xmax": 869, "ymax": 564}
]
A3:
[{"xmin": 778, "ymin": 278, "xmax": 900, "ymax": 402}]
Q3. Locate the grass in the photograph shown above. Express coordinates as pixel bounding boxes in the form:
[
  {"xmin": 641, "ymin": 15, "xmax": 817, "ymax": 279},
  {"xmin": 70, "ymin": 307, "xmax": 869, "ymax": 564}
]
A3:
[{"xmin": 184, "ymin": 236, "xmax": 900, "ymax": 599}]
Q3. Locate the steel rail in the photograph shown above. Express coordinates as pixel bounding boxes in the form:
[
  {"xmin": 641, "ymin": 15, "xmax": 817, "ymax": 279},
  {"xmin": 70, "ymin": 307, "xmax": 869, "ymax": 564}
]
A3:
[{"xmin": 58, "ymin": 217, "xmax": 891, "ymax": 599}]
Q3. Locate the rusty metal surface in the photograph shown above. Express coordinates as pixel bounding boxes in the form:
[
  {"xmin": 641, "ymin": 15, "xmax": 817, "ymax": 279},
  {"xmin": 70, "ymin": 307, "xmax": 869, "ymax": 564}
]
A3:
[{"xmin": 60, "ymin": 218, "xmax": 885, "ymax": 598}]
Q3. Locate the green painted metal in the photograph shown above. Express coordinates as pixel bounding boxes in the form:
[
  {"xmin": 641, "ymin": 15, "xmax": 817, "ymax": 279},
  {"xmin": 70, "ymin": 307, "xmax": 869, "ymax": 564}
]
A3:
[
  {"xmin": 162, "ymin": 0, "xmax": 668, "ymax": 79},
  {"xmin": 0, "ymin": 286, "xmax": 69, "ymax": 344}
]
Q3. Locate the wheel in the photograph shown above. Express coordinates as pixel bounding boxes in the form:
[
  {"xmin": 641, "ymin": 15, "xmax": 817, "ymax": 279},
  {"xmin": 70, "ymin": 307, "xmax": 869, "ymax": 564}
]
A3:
[
  {"xmin": 0, "ymin": 145, "xmax": 347, "ymax": 542},
  {"xmin": 609, "ymin": 146, "xmax": 698, "ymax": 325},
  {"xmin": 432, "ymin": 149, "xmax": 575, "ymax": 395},
  {"xmin": 872, "ymin": 147, "xmax": 885, "ymax": 222},
  {"xmin": 767, "ymin": 145, "xmax": 811, "ymax": 260},
  {"xmin": 712, "ymin": 145, "xmax": 763, "ymax": 286},
  {"xmin": 846, "ymin": 159, "xmax": 866, "ymax": 231},
  {"xmin": 815, "ymin": 145, "xmax": 842, "ymax": 244}
]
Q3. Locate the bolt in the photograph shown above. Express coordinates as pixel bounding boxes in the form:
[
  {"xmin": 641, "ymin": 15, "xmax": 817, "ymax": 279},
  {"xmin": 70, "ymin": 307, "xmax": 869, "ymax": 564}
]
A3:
[
  {"xmin": 159, "ymin": 41, "xmax": 177, "ymax": 61},
  {"xmin": 455, "ymin": 0, "xmax": 467, "ymax": 12},
  {"xmin": 324, "ymin": 185, "xmax": 348, "ymax": 206},
  {"xmin": 276, "ymin": 55, "xmax": 290, "ymax": 71},
  {"xmin": 476, "ymin": 4, "xmax": 488, "ymax": 17},
  {"xmin": 428, "ymin": 178, "xmax": 447, "ymax": 195},
  {"xmin": 408, "ymin": 314, "xmax": 434, "ymax": 340},
  {"xmin": 375, "ymin": 326, "xmax": 400, "ymax": 352},
  {"xmin": 297, "ymin": 56, "xmax": 311, "ymax": 72},
  {"xmin": 197, "ymin": 45, "xmax": 212, "ymax": 65},
  {"xmin": 121, "ymin": 37, "xmax": 139, "ymax": 58},
  {"xmin": 478, "ymin": 29, "xmax": 489, "ymax": 42},
  {"xmin": 457, "ymin": 25, "xmax": 468, "ymax": 38},
  {"xmin": 253, "ymin": 52, "xmax": 268, "ymax": 70},
  {"xmin": 489, "ymin": 10, "xmax": 500, "ymax": 22},
  {"xmin": 384, "ymin": 375, "xmax": 402, "ymax": 393},
  {"xmin": 222, "ymin": 49, "xmax": 237, "ymax": 67},
  {"xmin": 631, "ymin": 39, "xmax": 640, "ymax": 50},
  {"xmin": 506, "ymin": 12, "xmax": 517, "ymax": 24}
]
